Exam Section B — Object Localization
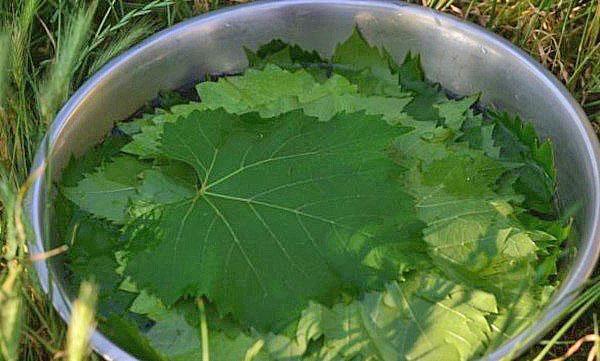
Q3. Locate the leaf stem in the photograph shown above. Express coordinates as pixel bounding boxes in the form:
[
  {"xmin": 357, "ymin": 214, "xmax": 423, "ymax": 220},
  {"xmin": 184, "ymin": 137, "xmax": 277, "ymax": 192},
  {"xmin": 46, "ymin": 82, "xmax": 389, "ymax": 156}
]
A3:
[{"xmin": 197, "ymin": 297, "xmax": 210, "ymax": 361}]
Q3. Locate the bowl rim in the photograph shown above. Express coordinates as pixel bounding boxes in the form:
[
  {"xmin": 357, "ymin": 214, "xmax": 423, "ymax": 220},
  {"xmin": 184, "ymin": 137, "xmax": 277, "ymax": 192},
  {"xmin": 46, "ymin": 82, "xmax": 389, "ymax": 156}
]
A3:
[{"xmin": 27, "ymin": 0, "xmax": 600, "ymax": 360}]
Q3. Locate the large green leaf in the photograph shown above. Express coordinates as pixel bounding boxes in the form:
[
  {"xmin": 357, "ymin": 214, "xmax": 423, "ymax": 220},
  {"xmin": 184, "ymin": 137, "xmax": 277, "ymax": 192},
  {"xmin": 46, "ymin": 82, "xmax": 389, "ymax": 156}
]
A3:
[
  {"xmin": 255, "ymin": 302, "xmax": 324, "ymax": 360},
  {"xmin": 125, "ymin": 109, "xmax": 413, "ymax": 331},
  {"xmin": 244, "ymin": 27, "xmax": 408, "ymax": 97}
]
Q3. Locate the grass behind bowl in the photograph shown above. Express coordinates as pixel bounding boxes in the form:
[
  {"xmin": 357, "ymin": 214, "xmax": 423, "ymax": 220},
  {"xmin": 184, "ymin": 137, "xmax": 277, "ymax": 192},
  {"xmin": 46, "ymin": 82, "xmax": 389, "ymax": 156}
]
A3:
[{"xmin": 0, "ymin": 0, "xmax": 598, "ymax": 360}]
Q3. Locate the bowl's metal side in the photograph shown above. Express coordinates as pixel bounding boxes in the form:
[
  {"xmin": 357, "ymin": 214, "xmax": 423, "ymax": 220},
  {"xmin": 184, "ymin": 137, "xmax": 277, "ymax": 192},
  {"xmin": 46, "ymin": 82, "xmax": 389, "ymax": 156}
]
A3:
[{"xmin": 28, "ymin": 1, "xmax": 600, "ymax": 360}]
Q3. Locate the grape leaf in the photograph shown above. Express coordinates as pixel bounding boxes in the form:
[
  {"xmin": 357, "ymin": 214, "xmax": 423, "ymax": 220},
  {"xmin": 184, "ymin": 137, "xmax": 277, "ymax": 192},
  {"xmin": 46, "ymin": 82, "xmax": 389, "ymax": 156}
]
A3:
[
  {"xmin": 145, "ymin": 312, "xmax": 202, "ymax": 361},
  {"xmin": 155, "ymin": 89, "xmax": 193, "ymax": 109},
  {"xmin": 101, "ymin": 315, "xmax": 167, "ymax": 361},
  {"xmin": 66, "ymin": 214, "xmax": 136, "ymax": 316},
  {"xmin": 122, "ymin": 123, "xmax": 164, "ymax": 158},
  {"xmin": 401, "ymin": 142, "xmax": 557, "ymax": 312},
  {"xmin": 255, "ymin": 302, "xmax": 324, "ymax": 360},
  {"xmin": 197, "ymin": 65, "xmax": 320, "ymax": 117},
  {"xmin": 458, "ymin": 111, "xmax": 500, "ymax": 158},
  {"xmin": 126, "ymin": 66, "xmax": 409, "ymax": 157},
  {"xmin": 331, "ymin": 27, "xmax": 398, "ymax": 92},
  {"xmin": 392, "ymin": 110, "xmax": 548, "ymax": 285},
  {"xmin": 121, "ymin": 103, "xmax": 202, "ymax": 158},
  {"xmin": 60, "ymin": 134, "xmax": 131, "ymax": 187},
  {"xmin": 55, "ymin": 134, "xmax": 130, "ymax": 251},
  {"xmin": 125, "ymin": 57, "xmax": 413, "ymax": 158},
  {"xmin": 57, "ymin": 139, "xmax": 145, "ymax": 315},
  {"xmin": 436, "ymin": 95, "xmax": 479, "ymax": 133},
  {"xmin": 197, "ymin": 65, "xmax": 412, "ymax": 122},
  {"xmin": 315, "ymin": 273, "xmax": 497, "ymax": 361},
  {"xmin": 390, "ymin": 118, "xmax": 454, "ymax": 169},
  {"xmin": 298, "ymin": 92, "xmax": 412, "ymax": 124},
  {"xmin": 243, "ymin": 28, "xmax": 414, "ymax": 106},
  {"xmin": 136, "ymin": 167, "xmax": 196, "ymax": 205},
  {"xmin": 330, "ymin": 28, "xmax": 414, "ymax": 98},
  {"xmin": 104, "ymin": 306, "xmax": 269, "ymax": 361},
  {"xmin": 63, "ymin": 157, "xmax": 196, "ymax": 224},
  {"xmin": 128, "ymin": 292, "xmax": 323, "ymax": 360},
  {"xmin": 491, "ymin": 111, "xmax": 556, "ymax": 215},
  {"xmin": 118, "ymin": 112, "xmax": 156, "ymax": 136},
  {"xmin": 124, "ymin": 109, "xmax": 413, "ymax": 331},
  {"xmin": 397, "ymin": 52, "xmax": 448, "ymax": 122},
  {"xmin": 488, "ymin": 284, "xmax": 556, "ymax": 350},
  {"xmin": 246, "ymin": 28, "xmax": 411, "ymax": 98},
  {"xmin": 123, "ymin": 67, "xmax": 329, "ymax": 157},
  {"xmin": 397, "ymin": 52, "xmax": 424, "ymax": 86},
  {"xmin": 245, "ymin": 38, "xmax": 328, "ymax": 81},
  {"xmin": 129, "ymin": 290, "xmax": 167, "ymax": 321},
  {"xmin": 63, "ymin": 155, "xmax": 150, "ymax": 223}
]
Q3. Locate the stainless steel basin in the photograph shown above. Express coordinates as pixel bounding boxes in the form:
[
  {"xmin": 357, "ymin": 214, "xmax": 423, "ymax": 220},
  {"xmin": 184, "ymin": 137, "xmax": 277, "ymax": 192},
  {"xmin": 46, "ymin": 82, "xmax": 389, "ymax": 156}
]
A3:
[{"xmin": 27, "ymin": 1, "xmax": 600, "ymax": 360}]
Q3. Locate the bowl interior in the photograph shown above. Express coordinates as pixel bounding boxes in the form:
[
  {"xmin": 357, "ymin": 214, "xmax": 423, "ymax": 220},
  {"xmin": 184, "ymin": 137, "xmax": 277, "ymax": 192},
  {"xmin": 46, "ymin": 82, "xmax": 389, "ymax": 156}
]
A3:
[{"xmin": 29, "ymin": 1, "xmax": 600, "ymax": 360}]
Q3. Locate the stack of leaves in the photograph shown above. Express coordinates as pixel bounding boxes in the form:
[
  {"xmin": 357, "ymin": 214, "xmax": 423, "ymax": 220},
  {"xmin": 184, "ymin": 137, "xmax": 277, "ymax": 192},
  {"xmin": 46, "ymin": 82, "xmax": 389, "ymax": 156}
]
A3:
[{"xmin": 56, "ymin": 28, "xmax": 571, "ymax": 361}]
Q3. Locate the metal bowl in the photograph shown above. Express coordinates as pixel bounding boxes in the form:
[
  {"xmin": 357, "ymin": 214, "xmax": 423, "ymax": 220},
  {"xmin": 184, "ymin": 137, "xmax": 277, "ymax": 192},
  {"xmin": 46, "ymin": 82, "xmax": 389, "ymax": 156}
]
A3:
[{"xmin": 27, "ymin": 1, "xmax": 600, "ymax": 360}]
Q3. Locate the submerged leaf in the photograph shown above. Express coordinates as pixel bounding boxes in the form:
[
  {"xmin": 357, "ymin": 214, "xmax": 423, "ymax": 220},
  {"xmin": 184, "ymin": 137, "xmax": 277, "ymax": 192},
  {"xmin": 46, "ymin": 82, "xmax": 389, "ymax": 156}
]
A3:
[
  {"xmin": 245, "ymin": 38, "xmax": 327, "ymax": 80},
  {"xmin": 198, "ymin": 65, "xmax": 412, "ymax": 122},
  {"xmin": 316, "ymin": 273, "xmax": 497, "ymax": 361},
  {"xmin": 63, "ymin": 156, "xmax": 150, "ymax": 223},
  {"xmin": 491, "ymin": 111, "xmax": 556, "ymax": 215},
  {"xmin": 331, "ymin": 27, "xmax": 398, "ymax": 90}
]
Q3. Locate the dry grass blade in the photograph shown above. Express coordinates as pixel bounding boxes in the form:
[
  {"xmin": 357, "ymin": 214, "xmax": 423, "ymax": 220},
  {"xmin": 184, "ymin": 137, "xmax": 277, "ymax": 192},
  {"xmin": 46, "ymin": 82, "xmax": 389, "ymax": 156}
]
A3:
[
  {"xmin": 28, "ymin": 244, "xmax": 69, "ymax": 262},
  {"xmin": 65, "ymin": 282, "xmax": 97, "ymax": 361},
  {"xmin": 244, "ymin": 339, "xmax": 265, "ymax": 361},
  {"xmin": 548, "ymin": 334, "xmax": 600, "ymax": 361},
  {"xmin": 0, "ymin": 262, "xmax": 23, "ymax": 361},
  {"xmin": 37, "ymin": 2, "xmax": 97, "ymax": 126},
  {"xmin": 0, "ymin": 170, "xmax": 24, "ymax": 361},
  {"xmin": 0, "ymin": 32, "xmax": 9, "ymax": 112},
  {"xmin": 0, "ymin": 30, "xmax": 10, "ymax": 169},
  {"xmin": 587, "ymin": 2, "xmax": 600, "ymax": 50},
  {"xmin": 533, "ymin": 280, "xmax": 600, "ymax": 361}
]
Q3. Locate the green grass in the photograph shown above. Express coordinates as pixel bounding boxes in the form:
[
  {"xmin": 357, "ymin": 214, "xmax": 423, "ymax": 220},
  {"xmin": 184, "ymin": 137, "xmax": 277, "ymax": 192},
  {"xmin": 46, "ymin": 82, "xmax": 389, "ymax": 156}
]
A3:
[{"xmin": 0, "ymin": 0, "xmax": 598, "ymax": 360}]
